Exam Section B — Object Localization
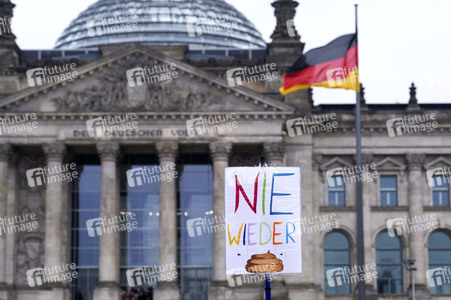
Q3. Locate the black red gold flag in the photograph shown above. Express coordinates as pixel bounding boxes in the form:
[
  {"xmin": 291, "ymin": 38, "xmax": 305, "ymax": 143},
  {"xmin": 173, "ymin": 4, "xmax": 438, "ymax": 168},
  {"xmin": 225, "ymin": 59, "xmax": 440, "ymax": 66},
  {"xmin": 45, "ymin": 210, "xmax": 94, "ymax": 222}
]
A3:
[{"xmin": 280, "ymin": 33, "xmax": 359, "ymax": 95}]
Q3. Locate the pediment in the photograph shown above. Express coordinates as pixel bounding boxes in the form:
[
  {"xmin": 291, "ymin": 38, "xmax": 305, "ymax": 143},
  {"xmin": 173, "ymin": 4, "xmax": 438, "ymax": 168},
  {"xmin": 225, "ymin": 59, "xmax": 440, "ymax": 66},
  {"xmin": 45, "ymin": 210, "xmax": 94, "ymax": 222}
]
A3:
[
  {"xmin": 375, "ymin": 157, "xmax": 406, "ymax": 170},
  {"xmin": 320, "ymin": 157, "xmax": 354, "ymax": 171},
  {"xmin": 424, "ymin": 156, "xmax": 451, "ymax": 169},
  {"xmin": 0, "ymin": 47, "xmax": 293, "ymax": 116}
]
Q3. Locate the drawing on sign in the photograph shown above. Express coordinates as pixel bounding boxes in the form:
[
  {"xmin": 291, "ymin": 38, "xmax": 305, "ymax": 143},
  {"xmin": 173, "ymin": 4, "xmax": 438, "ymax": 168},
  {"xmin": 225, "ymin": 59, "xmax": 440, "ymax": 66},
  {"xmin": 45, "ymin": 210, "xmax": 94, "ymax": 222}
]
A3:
[
  {"xmin": 245, "ymin": 251, "xmax": 283, "ymax": 273},
  {"xmin": 225, "ymin": 167, "xmax": 302, "ymax": 275}
]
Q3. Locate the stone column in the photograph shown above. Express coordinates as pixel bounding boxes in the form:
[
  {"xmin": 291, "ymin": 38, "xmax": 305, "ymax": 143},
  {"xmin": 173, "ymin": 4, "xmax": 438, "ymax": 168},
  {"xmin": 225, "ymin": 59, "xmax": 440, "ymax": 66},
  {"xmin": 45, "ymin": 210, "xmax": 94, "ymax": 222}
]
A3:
[
  {"xmin": 94, "ymin": 143, "xmax": 121, "ymax": 300},
  {"xmin": 311, "ymin": 153, "xmax": 323, "ymax": 287},
  {"xmin": 405, "ymin": 153, "xmax": 429, "ymax": 298},
  {"xmin": 284, "ymin": 144, "xmax": 316, "ymax": 300},
  {"xmin": 42, "ymin": 143, "xmax": 66, "ymax": 269},
  {"xmin": 42, "ymin": 143, "xmax": 70, "ymax": 299},
  {"xmin": 264, "ymin": 142, "xmax": 284, "ymax": 166},
  {"xmin": 208, "ymin": 141, "xmax": 232, "ymax": 300},
  {"xmin": 154, "ymin": 142, "xmax": 180, "ymax": 300},
  {"xmin": 361, "ymin": 154, "xmax": 378, "ymax": 297},
  {"xmin": 0, "ymin": 144, "xmax": 11, "ymax": 299},
  {"xmin": 5, "ymin": 151, "xmax": 16, "ymax": 291}
]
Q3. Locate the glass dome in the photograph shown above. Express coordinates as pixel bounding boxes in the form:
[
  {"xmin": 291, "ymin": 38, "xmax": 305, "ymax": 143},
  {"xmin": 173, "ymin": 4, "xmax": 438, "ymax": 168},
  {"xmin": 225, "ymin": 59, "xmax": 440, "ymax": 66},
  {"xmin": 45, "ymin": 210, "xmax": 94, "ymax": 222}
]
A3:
[{"xmin": 55, "ymin": 0, "xmax": 267, "ymax": 49}]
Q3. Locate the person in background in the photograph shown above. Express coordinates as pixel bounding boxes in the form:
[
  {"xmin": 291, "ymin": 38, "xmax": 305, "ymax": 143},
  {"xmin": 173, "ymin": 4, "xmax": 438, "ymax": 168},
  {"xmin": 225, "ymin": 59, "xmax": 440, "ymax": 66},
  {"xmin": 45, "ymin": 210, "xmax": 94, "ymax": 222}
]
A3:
[
  {"xmin": 127, "ymin": 288, "xmax": 139, "ymax": 300},
  {"xmin": 146, "ymin": 286, "xmax": 154, "ymax": 300},
  {"xmin": 138, "ymin": 287, "xmax": 146, "ymax": 300},
  {"xmin": 121, "ymin": 288, "xmax": 127, "ymax": 300}
]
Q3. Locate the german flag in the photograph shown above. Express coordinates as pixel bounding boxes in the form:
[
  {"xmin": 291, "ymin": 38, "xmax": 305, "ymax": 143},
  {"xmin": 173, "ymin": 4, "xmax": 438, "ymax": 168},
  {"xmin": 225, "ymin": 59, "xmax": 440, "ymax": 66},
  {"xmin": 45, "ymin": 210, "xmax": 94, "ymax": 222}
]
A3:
[{"xmin": 279, "ymin": 33, "xmax": 359, "ymax": 95}]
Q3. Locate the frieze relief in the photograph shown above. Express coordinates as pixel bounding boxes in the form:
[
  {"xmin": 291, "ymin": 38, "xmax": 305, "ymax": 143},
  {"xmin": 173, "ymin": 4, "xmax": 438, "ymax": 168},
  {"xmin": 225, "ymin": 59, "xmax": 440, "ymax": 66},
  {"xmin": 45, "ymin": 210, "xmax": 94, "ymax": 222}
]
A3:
[{"xmin": 50, "ymin": 55, "xmax": 254, "ymax": 112}]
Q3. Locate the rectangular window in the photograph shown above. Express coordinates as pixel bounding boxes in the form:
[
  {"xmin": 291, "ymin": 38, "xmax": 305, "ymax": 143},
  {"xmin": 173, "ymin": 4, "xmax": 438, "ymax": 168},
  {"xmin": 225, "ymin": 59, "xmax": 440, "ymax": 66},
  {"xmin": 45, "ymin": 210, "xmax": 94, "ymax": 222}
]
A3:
[
  {"xmin": 380, "ymin": 176, "xmax": 397, "ymax": 206},
  {"xmin": 178, "ymin": 155, "xmax": 213, "ymax": 300},
  {"xmin": 432, "ymin": 175, "xmax": 450, "ymax": 206},
  {"xmin": 119, "ymin": 155, "xmax": 160, "ymax": 297},
  {"xmin": 328, "ymin": 176, "xmax": 345, "ymax": 206},
  {"xmin": 71, "ymin": 157, "xmax": 101, "ymax": 300}
]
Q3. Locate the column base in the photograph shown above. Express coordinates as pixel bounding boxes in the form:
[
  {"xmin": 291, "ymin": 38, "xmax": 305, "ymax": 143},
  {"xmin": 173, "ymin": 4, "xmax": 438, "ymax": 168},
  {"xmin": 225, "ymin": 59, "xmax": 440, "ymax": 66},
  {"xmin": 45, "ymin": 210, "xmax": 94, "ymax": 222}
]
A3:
[
  {"xmin": 357, "ymin": 284, "xmax": 378, "ymax": 300},
  {"xmin": 0, "ymin": 282, "xmax": 10, "ymax": 300},
  {"xmin": 209, "ymin": 280, "xmax": 287, "ymax": 300},
  {"xmin": 36, "ymin": 286, "xmax": 71, "ymax": 300},
  {"xmin": 154, "ymin": 281, "xmax": 180, "ymax": 300},
  {"xmin": 93, "ymin": 281, "xmax": 121, "ymax": 300},
  {"xmin": 286, "ymin": 284, "xmax": 319, "ymax": 300},
  {"xmin": 408, "ymin": 284, "xmax": 430, "ymax": 300}
]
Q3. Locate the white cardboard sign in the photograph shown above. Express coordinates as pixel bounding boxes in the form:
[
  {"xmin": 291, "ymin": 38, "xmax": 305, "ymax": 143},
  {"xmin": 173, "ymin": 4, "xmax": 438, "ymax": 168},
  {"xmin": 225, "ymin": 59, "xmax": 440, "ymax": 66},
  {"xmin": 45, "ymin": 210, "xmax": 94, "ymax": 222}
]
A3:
[{"xmin": 225, "ymin": 166, "xmax": 302, "ymax": 275}]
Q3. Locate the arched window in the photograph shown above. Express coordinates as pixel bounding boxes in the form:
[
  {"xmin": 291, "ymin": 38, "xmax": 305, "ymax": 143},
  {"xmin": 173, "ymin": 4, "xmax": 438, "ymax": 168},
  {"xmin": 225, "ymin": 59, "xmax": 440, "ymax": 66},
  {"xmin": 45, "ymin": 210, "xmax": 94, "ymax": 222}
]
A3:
[
  {"xmin": 376, "ymin": 231, "xmax": 403, "ymax": 294},
  {"xmin": 428, "ymin": 231, "xmax": 451, "ymax": 295},
  {"xmin": 324, "ymin": 231, "xmax": 351, "ymax": 295}
]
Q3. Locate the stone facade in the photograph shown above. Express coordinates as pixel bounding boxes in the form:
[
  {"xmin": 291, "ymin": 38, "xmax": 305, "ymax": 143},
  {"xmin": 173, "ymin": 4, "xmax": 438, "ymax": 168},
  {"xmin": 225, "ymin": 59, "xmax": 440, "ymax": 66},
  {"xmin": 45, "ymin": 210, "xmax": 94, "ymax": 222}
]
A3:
[{"xmin": 0, "ymin": 0, "xmax": 450, "ymax": 299}]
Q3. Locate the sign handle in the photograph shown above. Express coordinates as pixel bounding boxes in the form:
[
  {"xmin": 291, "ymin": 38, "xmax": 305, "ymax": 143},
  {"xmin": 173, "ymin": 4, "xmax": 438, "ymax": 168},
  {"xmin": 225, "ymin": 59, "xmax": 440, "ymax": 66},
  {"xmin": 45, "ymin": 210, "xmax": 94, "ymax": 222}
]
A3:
[
  {"xmin": 260, "ymin": 157, "xmax": 271, "ymax": 299},
  {"xmin": 265, "ymin": 273, "xmax": 271, "ymax": 300},
  {"xmin": 260, "ymin": 156, "xmax": 267, "ymax": 167}
]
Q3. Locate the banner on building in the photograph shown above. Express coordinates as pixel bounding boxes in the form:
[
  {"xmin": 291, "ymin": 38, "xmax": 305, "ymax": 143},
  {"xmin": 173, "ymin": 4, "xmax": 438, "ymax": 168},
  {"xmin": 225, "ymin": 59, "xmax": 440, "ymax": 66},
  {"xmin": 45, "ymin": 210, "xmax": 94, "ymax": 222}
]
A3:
[{"xmin": 225, "ymin": 166, "xmax": 302, "ymax": 275}]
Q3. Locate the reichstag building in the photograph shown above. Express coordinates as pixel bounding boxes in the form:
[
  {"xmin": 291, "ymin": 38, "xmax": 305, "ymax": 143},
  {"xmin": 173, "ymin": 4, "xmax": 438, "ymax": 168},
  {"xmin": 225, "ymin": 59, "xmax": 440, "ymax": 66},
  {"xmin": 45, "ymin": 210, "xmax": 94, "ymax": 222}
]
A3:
[{"xmin": 0, "ymin": 0, "xmax": 450, "ymax": 299}]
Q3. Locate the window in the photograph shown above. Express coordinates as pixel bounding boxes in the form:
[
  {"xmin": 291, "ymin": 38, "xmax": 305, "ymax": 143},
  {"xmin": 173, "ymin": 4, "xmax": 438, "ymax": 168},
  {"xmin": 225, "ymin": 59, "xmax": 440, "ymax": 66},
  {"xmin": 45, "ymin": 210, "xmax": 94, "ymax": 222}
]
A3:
[
  {"xmin": 71, "ymin": 158, "xmax": 101, "ymax": 300},
  {"xmin": 324, "ymin": 231, "xmax": 351, "ymax": 295},
  {"xmin": 380, "ymin": 176, "xmax": 397, "ymax": 206},
  {"xmin": 72, "ymin": 155, "xmax": 161, "ymax": 300},
  {"xmin": 428, "ymin": 231, "xmax": 451, "ymax": 295},
  {"xmin": 376, "ymin": 232, "xmax": 403, "ymax": 294},
  {"xmin": 119, "ymin": 156, "xmax": 160, "ymax": 296},
  {"xmin": 432, "ymin": 175, "xmax": 450, "ymax": 206},
  {"xmin": 178, "ymin": 155, "xmax": 213, "ymax": 300},
  {"xmin": 328, "ymin": 175, "xmax": 345, "ymax": 206}
]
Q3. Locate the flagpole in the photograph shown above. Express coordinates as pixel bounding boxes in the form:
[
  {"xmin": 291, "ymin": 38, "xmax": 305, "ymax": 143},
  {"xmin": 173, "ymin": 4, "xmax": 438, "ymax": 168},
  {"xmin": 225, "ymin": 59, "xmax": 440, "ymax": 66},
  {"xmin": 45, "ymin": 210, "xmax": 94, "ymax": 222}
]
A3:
[{"xmin": 354, "ymin": 4, "xmax": 365, "ymax": 300}]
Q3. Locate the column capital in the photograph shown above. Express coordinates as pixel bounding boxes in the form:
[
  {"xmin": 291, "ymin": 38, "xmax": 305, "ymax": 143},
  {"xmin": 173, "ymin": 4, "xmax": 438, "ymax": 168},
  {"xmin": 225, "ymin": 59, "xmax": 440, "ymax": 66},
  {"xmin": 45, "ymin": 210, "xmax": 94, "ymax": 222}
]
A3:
[
  {"xmin": 209, "ymin": 141, "xmax": 232, "ymax": 161},
  {"xmin": 0, "ymin": 143, "xmax": 12, "ymax": 162},
  {"xmin": 362, "ymin": 153, "xmax": 374, "ymax": 165},
  {"xmin": 42, "ymin": 143, "xmax": 66, "ymax": 161},
  {"xmin": 96, "ymin": 143, "xmax": 120, "ymax": 161},
  {"xmin": 312, "ymin": 153, "xmax": 323, "ymax": 169},
  {"xmin": 406, "ymin": 153, "xmax": 425, "ymax": 169},
  {"xmin": 354, "ymin": 153, "xmax": 374, "ymax": 165},
  {"xmin": 264, "ymin": 142, "xmax": 284, "ymax": 165},
  {"xmin": 156, "ymin": 142, "xmax": 178, "ymax": 162}
]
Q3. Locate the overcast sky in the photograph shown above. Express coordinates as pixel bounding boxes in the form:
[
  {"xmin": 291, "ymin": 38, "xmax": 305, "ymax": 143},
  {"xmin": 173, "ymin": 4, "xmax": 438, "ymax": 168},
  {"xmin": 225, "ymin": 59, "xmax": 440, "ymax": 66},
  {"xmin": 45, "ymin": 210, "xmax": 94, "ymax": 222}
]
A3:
[{"xmin": 11, "ymin": 0, "xmax": 451, "ymax": 104}]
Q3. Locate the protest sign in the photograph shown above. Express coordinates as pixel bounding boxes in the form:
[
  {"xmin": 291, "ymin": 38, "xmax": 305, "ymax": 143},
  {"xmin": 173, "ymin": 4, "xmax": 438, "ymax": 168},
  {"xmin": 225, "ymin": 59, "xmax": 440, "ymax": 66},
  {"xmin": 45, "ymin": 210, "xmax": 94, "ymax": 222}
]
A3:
[{"xmin": 225, "ymin": 166, "xmax": 302, "ymax": 274}]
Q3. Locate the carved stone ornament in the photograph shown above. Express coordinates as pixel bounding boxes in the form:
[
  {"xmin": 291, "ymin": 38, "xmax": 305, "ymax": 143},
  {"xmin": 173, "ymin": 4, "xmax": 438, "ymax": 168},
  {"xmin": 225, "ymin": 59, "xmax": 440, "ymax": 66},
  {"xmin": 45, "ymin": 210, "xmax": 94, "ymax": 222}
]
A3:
[
  {"xmin": 50, "ymin": 56, "xmax": 223, "ymax": 112},
  {"xmin": 271, "ymin": 0, "xmax": 300, "ymax": 41},
  {"xmin": 312, "ymin": 153, "xmax": 323, "ymax": 169},
  {"xmin": 156, "ymin": 141, "xmax": 178, "ymax": 162},
  {"xmin": 263, "ymin": 142, "xmax": 284, "ymax": 164},
  {"xmin": 42, "ymin": 143, "xmax": 66, "ymax": 161},
  {"xmin": 15, "ymin": 155, "xmax": 46, "ymax": 285},
  {"xmin": 0, "ymin": 143, "xmax": 12, "ymax": 161},
  {"xmin": 409, "ymin": 82, "xmax": 418, "ymax": 105},
  {"xmin": 96, "ymin": 143, "xmax": 120, "ymax": 161},
  {"xmin": 209, "ymin": 141, "xmax": 232, "ymax": 161},
  {"xmin": 406, "ymin": 153, "xmax": 425, "ymax": 169}
]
